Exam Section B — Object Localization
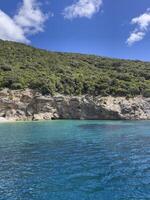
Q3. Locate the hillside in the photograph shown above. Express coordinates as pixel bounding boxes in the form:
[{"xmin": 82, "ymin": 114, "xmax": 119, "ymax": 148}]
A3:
[{"xmin": 0, "ymin": 40, "xmax": 150, "ymax": 97}]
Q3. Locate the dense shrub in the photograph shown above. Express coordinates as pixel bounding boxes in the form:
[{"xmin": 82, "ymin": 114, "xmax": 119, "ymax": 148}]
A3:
[
  {"xmin": 143, "ymin": 89, "xmax": 150, "ymax": 97},
  {"xmin": 11, "ymin": 83, "xmax": 23, "ymax": 89},
  {"xmin": 0, "ymin": 40, "xmax": 150, "ymax": 97},
  {"xmin": 0, "ymin": 65, "xmax": 12, "ymax": 71}
]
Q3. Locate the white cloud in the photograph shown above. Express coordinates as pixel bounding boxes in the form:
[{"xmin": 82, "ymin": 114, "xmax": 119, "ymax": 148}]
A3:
[
  {"xmin": 126, "ymin": 31, "xmax": 145, "ymax": 46},
  {"xmin": 0, "ymin": 10, "xmax": 28, "ymax": 43},
  {"xmin": 131, "ymin": 11, "xmax": 150, "ymax": 31},
  {"xmin": 127, "ymin": 9, "xmax": 150, "ymax": 45},
  {"xmin": 63, "ymin": 0, "xmax": 102, "ymax": 19},
  {"xmin": 0, "ymin": 0, "xmax": 48, "ymax": 43},
  {"xmin": 14, "ymin": 0, "xmax": 48, "ymax": 35}
]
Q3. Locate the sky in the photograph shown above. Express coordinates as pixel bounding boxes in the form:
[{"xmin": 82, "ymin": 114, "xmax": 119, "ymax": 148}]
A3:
[{"xmin": 0, "ymin": 0, "xmax": 150, "ymax": 61}]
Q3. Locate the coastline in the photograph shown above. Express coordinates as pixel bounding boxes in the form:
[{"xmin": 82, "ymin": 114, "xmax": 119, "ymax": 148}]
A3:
[
  {"xmin": 0, "ymin": 89, "xmax": 150, "ymax": 122},
  {"xmin": 0, "ymin": 118, "xmax": 149, "ymax": 125},
  {"xmin": 0, "ymin": 117, "xmax": 14, "ymax": 123}
]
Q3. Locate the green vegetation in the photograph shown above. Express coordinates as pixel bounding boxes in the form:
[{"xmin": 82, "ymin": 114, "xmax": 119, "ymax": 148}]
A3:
[{"xmin": 0, "ymin": 40, "xmax": 150, "ymax": 97}]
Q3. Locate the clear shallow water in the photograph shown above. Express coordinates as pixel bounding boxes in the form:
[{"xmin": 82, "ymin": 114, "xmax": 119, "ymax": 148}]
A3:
[{"xmin": 0, "ymin": 120, "xmax": 150, "ymax": 200}]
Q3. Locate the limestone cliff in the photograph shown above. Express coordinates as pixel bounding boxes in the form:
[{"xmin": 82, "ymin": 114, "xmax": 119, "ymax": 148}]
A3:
[{"xmin": 0, "ymin": 89, "xmax": 150, "ymax": 122}]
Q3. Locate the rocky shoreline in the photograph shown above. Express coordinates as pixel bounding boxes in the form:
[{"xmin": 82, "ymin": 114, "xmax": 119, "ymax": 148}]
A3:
[{"xmin": 0, "ymin": 89, "xmax": 150, "ymax": 122}]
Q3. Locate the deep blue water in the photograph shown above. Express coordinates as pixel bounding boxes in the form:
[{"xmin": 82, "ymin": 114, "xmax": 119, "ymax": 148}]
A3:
[{"xmin": 0, "ymin": 120, "xmax": 150, "ymax": 200}]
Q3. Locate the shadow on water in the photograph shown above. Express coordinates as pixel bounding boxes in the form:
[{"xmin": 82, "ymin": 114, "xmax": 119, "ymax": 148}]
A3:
[{"xmin": 78, "ymin": 123, "xmax": 133, "ymax": 131}]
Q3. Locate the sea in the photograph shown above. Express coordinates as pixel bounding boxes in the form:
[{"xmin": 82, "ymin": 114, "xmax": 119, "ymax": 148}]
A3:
[{"xmin": 0, "ymin": 120, "xmax": 150, "ymax": 200}]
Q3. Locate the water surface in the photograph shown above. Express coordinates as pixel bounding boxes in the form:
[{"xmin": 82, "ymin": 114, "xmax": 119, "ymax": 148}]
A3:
[{"xmin": 0, "ymin": 120, "xmax": 150, "ymax": 200}]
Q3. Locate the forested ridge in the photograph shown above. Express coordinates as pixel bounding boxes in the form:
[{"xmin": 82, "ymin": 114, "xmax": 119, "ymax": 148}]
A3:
[{"xmin": 0, "ymin": 40, "xmax": 150, "ymax": 97}]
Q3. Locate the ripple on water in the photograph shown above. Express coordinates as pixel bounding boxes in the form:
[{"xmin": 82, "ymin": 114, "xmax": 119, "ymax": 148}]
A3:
[{"xmin": 0, "ymin": 120, "xmax": 150, "ymax": 200}]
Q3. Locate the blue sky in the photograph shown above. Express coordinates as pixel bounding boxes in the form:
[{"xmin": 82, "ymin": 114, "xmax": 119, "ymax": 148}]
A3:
[{"xmin": 0, "ymin": 0, "xmax": 150, "ymax": 61}]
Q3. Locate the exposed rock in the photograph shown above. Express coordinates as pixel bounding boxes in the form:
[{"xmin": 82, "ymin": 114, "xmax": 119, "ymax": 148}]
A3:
[{"xmin": 0, "ymin": 89, "xmax": 150, "ymax": 121}]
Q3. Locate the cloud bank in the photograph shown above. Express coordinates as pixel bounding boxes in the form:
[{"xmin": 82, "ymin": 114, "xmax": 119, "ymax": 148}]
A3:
[
  {"xmin": 0, "ymin": 10, "xmax": 28, "ymax": 43},
  {"xmin": 63, "ymin": 0, "xmax": 102, "ymax": 19},
  {"xmin": 127, "ymin": 9, "xmax": 150, "ymax": 45},
  {"xmin": 0, "ymin": 0, "xmax": 47, "ymax": 43}
]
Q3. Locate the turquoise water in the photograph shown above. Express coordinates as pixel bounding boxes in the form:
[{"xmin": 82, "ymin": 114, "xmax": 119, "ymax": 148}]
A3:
[{"xmin": 0, "ymin": 120, "xmax": 150, "ymax": 200}]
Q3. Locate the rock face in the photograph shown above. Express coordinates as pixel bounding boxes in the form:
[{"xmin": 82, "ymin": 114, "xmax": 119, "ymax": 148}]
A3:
[{"xmin": 0, "ymin": 89, "xmax": 150, "ymax": 121}]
